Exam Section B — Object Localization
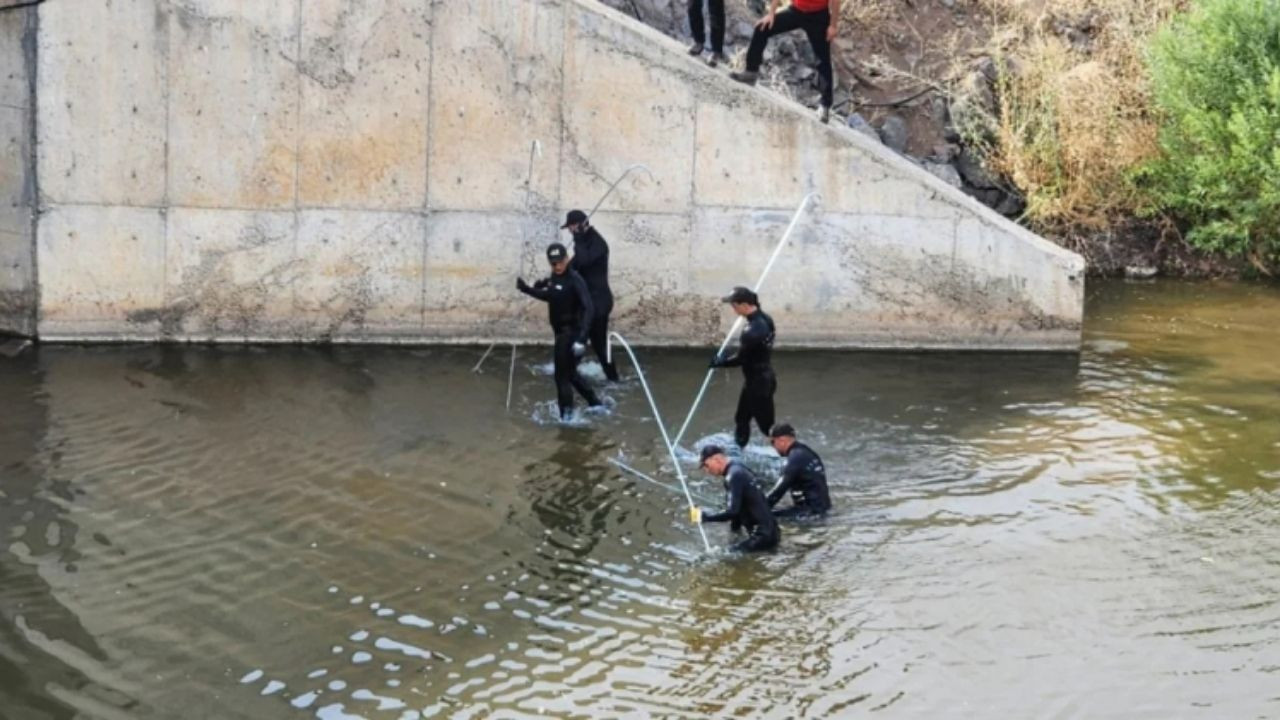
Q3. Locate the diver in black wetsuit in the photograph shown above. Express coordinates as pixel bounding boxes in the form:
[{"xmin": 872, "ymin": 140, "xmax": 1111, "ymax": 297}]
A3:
[
  {"xmin": 694, "ymin": 445, "xmax": 781, "ymax": 552},
  {"xmin": 562, "ymin": 210, "xmax": 620, "ymax": 382},
  {"xmin": 709, "ymin": 286, "xmax": 777, "ymax": 449},
  {"xmin": 516, "ymin": 243, "xmax": 602, "ymax": 420},
  {"xmin": 767, "ymin": 423, "xmax": 832, "ymax": 518}
]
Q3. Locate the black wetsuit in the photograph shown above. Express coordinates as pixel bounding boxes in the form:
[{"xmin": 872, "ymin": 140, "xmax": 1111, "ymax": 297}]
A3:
[
  {"xmin": 569, "ymin": 227, "xmax": 619, "ymax": 381},
  {"xmin": 702, "ymin": 461, "xmax": 780, "ymax": 552},
  {"xmin": 517, "ymin": 270, "xmax": 600, "ymax": 418},
  {"xmin": 768, "ymin": 442, "xmax": 832, "ymax": 518},
  {"xmin": 713, "ymin": 309, "xmax": 777, "ymax": 448}
]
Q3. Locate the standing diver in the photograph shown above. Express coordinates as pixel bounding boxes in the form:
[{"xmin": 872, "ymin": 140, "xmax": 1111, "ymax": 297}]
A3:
[
  {"xmin": 693, "ymin": 445, "xmax": 781, "ymax": 552},
  {"xmin": 709, "ymin": 286, "xmax": 777, "ymax": 449},
  {"xmin": 766, "ymin": 424, "xmax": 832, "ymax": 518},
  {"xmin": 562, "ymin": 210, "xmax": 620, "ymax": 382},
  {"xmin": 516, "ymin": 243, "xmax": 602, "ymax": 421}
]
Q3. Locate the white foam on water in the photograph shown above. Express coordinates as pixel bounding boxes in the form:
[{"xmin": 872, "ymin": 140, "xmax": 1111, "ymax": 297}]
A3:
[
  {"xmin": 349, "ymin": 630, "xmax": 369, "ymax": 642},
  {"xmin": 352, "ymin": 651, "xmax": 373, "ymax": 664},
  {"xmin": 291, "ymin": 691, "xmax": 319, "ymax": 709},
  {"xmin": 376, "ymin": 608, "xmax": 395, "ymax": 617},
  {"xmin": 352, "ymin": 689, "xmax": 406, "ymax": 711},
  {"xmin": 398, "ymin": 614, "xmax": 433, "ymax": 628},
  {"xmin": 349, "ymin": 595, "xmax": 364, "ymax": 605},
  {"xmin": 315, "ymin": 703, "xmax": 363, "ymax": 720},
  {"xmin": 384, "ymin": 662, "xmax": 401, "ymax": 671},
  {"xmin": 307, "ymin": 668, "xmax": 328, "ymax": 679},
  {"xmin": 260, "ymin": 680, "xmax": 285, "ymax": 696},
  {"xmin": 328, "ymin": 679, "xmax": 347, "ymax": 691},
  {"xmin": 239, "ymin": 669, "xmax": 263, "ymax": 684},
  {"xmin": 374, "ymin": 636, "xmax": 432, "ymax": 660},
  {"xmin": 328, "ymin": 586, "xmax": 339, "ymax": 594}
]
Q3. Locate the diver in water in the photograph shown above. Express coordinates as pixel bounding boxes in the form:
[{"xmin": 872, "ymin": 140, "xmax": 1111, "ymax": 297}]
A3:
[
  {"xmin": 766, "ymin": 424, "xmax": 832, "ymax": 518},
  {"xmin": 693, "ymin": 445, "xmax": 781, "ymax": 552},
  {"xmin": 709, "ymin": 286, "xmax": 777, "ymax": 449},
  {"xmin": 516, "ymin": 243, "xmax": 602, "ymax": 420},
  {"xmin": 562, "ymin": 210, "xmax": 621, "ymax": 382}
]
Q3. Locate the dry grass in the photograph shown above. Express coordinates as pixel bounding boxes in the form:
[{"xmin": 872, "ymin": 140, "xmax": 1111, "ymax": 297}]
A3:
[{"xmin": 970, "ymin": 0, "xmax": 1188, "ymax": 229}]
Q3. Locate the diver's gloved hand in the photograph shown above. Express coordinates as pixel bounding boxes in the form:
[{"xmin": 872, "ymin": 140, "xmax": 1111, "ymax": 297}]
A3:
[
  {"xmin": 572, "ymin": 342, "xmax": 586, "ymax": 358},
  {"xmin": 708, "ymin": 353, "xmax": 725, "ymax": 368},
  {"xmin": 533, "ymin": 279, "xmax": 549, "ymax": 290},
  {"xmin": 689, "ymin": 506, "xmax": 703, "ymax": 524},
  {"xmin": 516, "ymin": 277, "xmax": 529, "ymax": 292}
]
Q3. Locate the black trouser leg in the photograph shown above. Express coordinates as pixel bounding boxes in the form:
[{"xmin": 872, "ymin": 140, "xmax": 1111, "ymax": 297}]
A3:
[
  {"xmin": 731, "ymin": 530, "xmax": 779, "ymax": 552},
  {"xmin": 587, "ymin": 313, "xmax": 619, "ymax": 381},
  {"xmin": 800, "ymin": 9, "xmax": 834, "ymax": 107},
  {"xmin": 708, "ymin": 0, "xmax": 725, "ymax": 53},
  {"xmin": 754, "ymin": 372, "xmax": 776, "ymax": 438},
  {"xmin": 688, "ymin": 0, "xmax": 706, "ymax": 47},
  {"xmin": 746, "ymin": 7, "xmax": 805, "ymax": 72},
  {"xmin": 734, "ymin": 383, "xmax": 754, "ymax": 448},
  {"xmin": 774, "ymin": 504, "xmax": 821, "ymax": 519},
  {"xmin": 555, "ymin": 333, "xmax": 600, "ymax": 417}
]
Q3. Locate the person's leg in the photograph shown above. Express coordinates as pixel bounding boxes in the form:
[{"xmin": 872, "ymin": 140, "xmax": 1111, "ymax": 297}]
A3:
[
  {"xmin": 553, "ymin": 334, "xmax": 575, "ymax": 418},
  {"xmin": 708, "ymin": 0, "xmax": 725, "ymax": 54},
  {"xmin": 800, "ymin": 9, "xmax": 835, "ymax": 109},
  {"xmin": 753, "ymin": 373, "xmax": 777, "ymax": 438},
  {"xmin": 589, "ymin": 313, "xmax": 619, "ymax": 381},
  {"xmin": 744, "ymin": 7, "xmax": 802, "ymax": 72},
  {"xmin": 567, "ymin": 337, "xmax": 602, "ymax": 407},
  {"xmin": 731, "ymin": 531, "xmax": 779, "ymax": 552},
  {"xmin": 687, "ymin": 0, "xmax": 706, "ymax": 54},
  {"xmin": 734, "ymin": 382, "xmax": 753, "ymax": 448}
]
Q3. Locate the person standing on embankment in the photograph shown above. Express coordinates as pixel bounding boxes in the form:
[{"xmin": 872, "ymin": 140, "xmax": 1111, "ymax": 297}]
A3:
[
  {"xmin": 686, "ymin": 0, "xmax": 727, "ymax": 67},
  {"xmin": 730, "ymin": 0, "xmax": 841, "ymax": 123},
  {"xmin": 562, "ymin": 210, "xmax": 621, "ymax": 383}
]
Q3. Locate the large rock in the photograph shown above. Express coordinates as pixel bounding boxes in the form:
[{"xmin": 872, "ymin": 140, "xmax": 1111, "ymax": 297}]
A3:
[
  {"xmin": 924, "ymin": 161, "xmax": 963, "ymax": 188},
  {"xmin": 955, "ymin": 147, "xmax": 999, "ymax": 189},
  {"xmin": 877, "ymin": 114, "xmax": 909, "ymax": 153},
  {"xmin": 846, "ymin": 112, "xmax": 880, "ymax": 142}
]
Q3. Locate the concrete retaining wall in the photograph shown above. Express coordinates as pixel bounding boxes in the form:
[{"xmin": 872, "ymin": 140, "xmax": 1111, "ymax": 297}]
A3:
[
  {"xmin": 32, "ymin": 0, "xmax": 1084, "ymax": 350},
  {"xmin": 0, "ymin": 1, "xmax": 36, "ymax": 337}
]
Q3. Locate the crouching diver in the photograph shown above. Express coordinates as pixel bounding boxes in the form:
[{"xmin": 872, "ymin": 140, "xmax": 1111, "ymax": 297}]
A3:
[
  {"xmin": 709, "ymin": 286, "xmax": 777, "ymax": 449},
  {"xmin": 767, "ymin": 424, "xmax": 832, "ymax": 518},
  {"xmin": 693, "ymin": 445, "xmax": 780, "ymax": 552},
  {"xmin": 516, "ymin": 243, "xmax": 602, "ymax": 420}
]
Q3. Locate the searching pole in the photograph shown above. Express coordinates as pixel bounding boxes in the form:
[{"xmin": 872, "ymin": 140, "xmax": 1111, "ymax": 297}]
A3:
[
  {"xmin": 588, "ymin": 164, "xmax": 655, "ymax": 219},
  {"xmin": 608, "ymin": 332, "xmax": 712, "ymax": 552},
  {"xmin": 670, "ymin": 192, "xmax": 820, "ymax": 449}
]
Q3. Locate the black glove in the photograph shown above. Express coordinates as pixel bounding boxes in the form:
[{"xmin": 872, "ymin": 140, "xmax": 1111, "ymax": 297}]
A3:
[
  {"xmin": 516, "ymin": 277, "xmax": 529, "ymax": 292},
  {"xmin": 708, "ymin": 353, "xmax": 725, "ymax": 368},
  {"xmin": 534, "ymin": 279, "xmax": 548, "ymax": 290}
]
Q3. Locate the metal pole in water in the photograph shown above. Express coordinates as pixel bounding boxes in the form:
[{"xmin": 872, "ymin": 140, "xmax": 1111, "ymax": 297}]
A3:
[
  {"xmin": 670, "ymin": 192, "xmax": 821, "ymax": 449},
  {"xmin": 607, "ymin": 332, "xmax": 713, "ymax": 552},
  {"xmin": 608, "ymin": 457, "xmax": 717, "ymax": 505},
  {"xmin": 505, "ymin": 345, "xmax": 517, "ymax": 411},
  {"xmin": 588, "ymin": 164, "xmax": 655, "ymax": 219}
]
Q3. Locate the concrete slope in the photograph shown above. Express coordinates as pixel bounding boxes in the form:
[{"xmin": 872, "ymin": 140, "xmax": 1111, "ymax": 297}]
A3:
[{"xmin": 33, "ymin": 0, "xmax": 1084, "ymax": 349}]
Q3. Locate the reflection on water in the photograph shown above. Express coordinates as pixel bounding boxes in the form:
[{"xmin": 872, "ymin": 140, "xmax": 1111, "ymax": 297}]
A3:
[{"xmin": 1, "ymin": 281, "xmax": 1278, "ymax": 719}]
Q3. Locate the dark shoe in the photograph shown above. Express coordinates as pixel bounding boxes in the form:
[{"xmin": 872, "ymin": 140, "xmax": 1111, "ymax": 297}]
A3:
[
  {"xmin": 819, "ymin": 105, "xmax": 831, "ymax": 124},
  {"xmin": 688, "ymin": 42, "xmax": 703, "ymax": 56},
  {"xmin": 730, "ymin": 70, "xmax": 758, "ymax": 86},
  {"xmin": 707, "ymin": 52, "xmax": 727, "ymax": 68}
]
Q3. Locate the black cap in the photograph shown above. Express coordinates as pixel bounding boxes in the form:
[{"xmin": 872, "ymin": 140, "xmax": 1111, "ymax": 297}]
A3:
[
  {"xmin": 699, "ymin": 444, "xmax": 726, "ymax": 465},
  {"xmin": 561, "ymin": 210, "xmax": 588, "ymax": 229},
  {"xmin": 721, "ymin": 286, "xmax": 758, "ymax": 306},
  {"xmin": 769, "ymin": 423, "xmax": 796, "ymax": 439},
  {"xmin": 546, "ymin": 243, "xmax": 568, "ymax": 263}
]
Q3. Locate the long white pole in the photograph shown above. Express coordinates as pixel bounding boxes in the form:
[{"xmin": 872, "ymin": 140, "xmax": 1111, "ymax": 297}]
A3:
[
  {"xmin": 607, "ymin": 331, "xmax": 712, "ymax": 552},
  {"xmin": 670, "ymin": 192, "xmax": 820, "ymax": 449}
]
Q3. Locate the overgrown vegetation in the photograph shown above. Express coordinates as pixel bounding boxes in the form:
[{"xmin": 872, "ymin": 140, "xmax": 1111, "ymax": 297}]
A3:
[
  {"xmin": 972, "ymin": 0, "xmax": 1186, "ymax": 231},
  {"xmin": 1139, "ymin": 0, "xmax": 1280, "ymax": 271}
]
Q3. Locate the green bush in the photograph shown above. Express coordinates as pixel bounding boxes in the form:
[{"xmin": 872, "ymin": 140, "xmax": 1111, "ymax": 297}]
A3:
[{"xmin": 1140, "ymin": 0, "xmax": 1280, "ymax": 269}]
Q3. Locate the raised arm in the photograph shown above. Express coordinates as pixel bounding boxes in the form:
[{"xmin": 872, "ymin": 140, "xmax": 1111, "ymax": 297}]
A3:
[{"xmin": 516, "ymin": 277, "xmax": 550, "ymax": 302}]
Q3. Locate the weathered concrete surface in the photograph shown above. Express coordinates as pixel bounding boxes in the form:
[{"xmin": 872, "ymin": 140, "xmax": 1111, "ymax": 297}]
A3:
[
  {"xmin": 32, "ymin": 0, "xmax": 1084, "ymax": 349},
  {"xmin": 0, "ymin": 3, "xmax": 36, "ymax": 337}
]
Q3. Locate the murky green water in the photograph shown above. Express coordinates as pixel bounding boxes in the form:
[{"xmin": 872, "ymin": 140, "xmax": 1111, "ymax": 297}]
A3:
[{"xmin": 2, "ymin": 280, "xmax": 1278, "ymax": 719}]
